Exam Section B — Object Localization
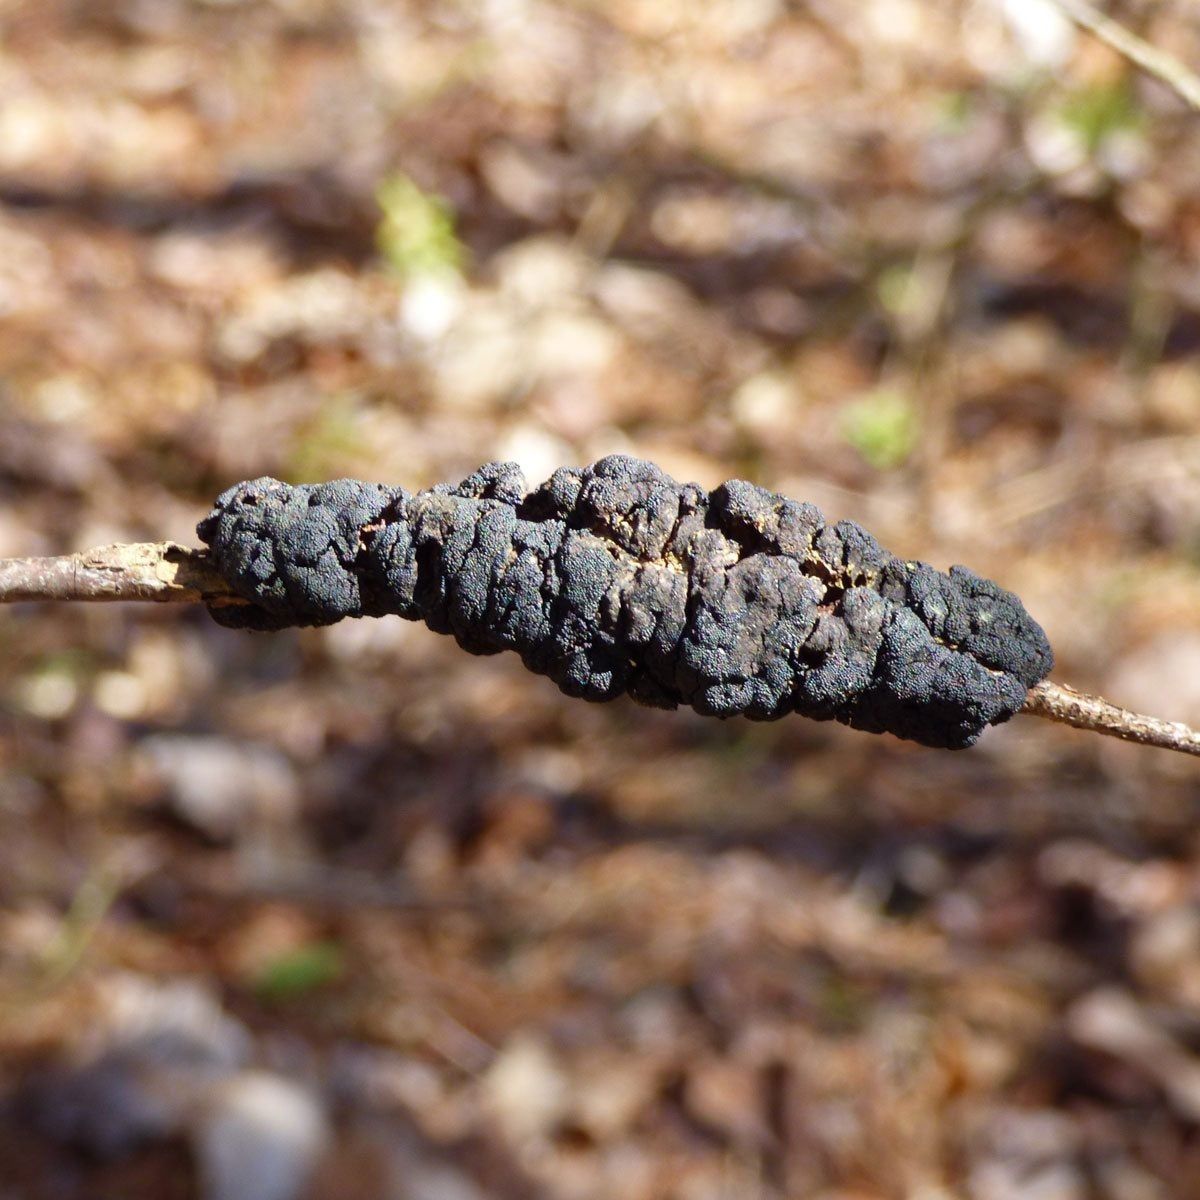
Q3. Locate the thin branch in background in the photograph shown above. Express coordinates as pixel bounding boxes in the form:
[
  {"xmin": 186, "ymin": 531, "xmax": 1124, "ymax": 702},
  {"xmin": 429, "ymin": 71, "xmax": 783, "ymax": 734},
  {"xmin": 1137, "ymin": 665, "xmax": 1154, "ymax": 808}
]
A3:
[
  {"xmin": 3, "ymin": 543, "xmax": 1199, "ymax": 758},
  {"xmin": 1050, "ymin": 0, "xmax": 1200, "ymax": 112}
]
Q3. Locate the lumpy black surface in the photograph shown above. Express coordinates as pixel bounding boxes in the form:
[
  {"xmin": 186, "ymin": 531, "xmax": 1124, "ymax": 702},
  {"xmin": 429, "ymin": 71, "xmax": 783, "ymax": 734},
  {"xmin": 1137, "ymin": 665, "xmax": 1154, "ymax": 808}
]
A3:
[{"xmin": 197, "ymin": 456, "xmax": 1053, "ymax": 749}]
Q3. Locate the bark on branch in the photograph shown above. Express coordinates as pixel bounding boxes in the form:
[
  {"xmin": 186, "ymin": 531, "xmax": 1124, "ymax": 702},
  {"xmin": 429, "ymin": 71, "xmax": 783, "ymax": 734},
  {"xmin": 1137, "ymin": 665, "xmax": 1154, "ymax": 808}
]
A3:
[
  {"xmin": 0, "ymin": 542, "xmax": 244, "ymax": 607},
  {"xmin": 1, "ymin": 540, "xmax": 1197, "ymax": 758},
  {"xmin": 1022, "ymin": 678, "xmax": 1200, "ymax": 758}
]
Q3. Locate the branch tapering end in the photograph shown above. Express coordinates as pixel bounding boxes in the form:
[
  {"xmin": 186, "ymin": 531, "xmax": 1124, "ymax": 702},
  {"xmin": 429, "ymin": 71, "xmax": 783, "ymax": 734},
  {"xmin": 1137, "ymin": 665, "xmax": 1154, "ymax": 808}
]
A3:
[{"xmin": 1022, "ymin": 679, "xmax": 1200, "ymax": 758}]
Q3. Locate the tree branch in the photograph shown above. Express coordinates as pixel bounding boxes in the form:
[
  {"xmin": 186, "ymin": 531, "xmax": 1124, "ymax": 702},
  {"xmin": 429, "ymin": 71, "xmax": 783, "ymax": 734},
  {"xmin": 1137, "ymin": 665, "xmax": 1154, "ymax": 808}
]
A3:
[
  {"xmin": 0, "ymin": 542, "xmax": 244, "ymax": 607},
  {"xmin": 1049, "ymin": 0, "xmax": 1200, "ymax": 113},
  {"xmin": 1021, "ymin": 678, "xmax": 1200, "ymax": 757},
  {"xmin": 2, "ymin": 541, "xmax": 1198, "ymax": 757}
]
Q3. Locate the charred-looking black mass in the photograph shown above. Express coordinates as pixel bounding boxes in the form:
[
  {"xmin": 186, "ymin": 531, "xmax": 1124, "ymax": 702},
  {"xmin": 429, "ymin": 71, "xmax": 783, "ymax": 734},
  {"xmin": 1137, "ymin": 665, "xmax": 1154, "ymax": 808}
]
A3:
[{"xmin": 197, "ymin": 455, "xmax": 1053, "ymax": 749}]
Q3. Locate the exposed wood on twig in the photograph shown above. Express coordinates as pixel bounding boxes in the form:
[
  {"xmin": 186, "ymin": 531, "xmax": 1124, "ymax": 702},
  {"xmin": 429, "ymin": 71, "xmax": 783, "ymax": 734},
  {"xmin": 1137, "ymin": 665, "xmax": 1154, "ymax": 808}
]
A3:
[{"xmin": 0, "ymin": 543, "xmax": 244, "ymax": 607}]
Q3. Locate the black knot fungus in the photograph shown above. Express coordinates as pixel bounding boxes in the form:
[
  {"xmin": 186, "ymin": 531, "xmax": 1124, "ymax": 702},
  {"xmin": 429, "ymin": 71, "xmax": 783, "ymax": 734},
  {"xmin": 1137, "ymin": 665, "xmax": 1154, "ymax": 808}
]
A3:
[{"xmin": 198, "ymin": 456, "xmax": 1053, "ymax": 749}]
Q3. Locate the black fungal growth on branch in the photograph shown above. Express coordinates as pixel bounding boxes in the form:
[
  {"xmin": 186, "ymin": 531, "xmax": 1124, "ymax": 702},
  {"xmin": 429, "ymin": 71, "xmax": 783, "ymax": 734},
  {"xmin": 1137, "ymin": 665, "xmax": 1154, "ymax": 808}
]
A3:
[{"xmin": 197, "ymin": 455, "xmax": 1053, "ymax": 749}]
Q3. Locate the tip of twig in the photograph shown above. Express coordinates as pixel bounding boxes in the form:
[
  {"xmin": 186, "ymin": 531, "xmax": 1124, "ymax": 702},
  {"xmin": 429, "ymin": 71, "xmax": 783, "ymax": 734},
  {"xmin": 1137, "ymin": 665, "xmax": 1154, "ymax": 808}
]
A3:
[{"xmin": 1022, "ymin": 679, "xmax": 1200, "ymax": 758}]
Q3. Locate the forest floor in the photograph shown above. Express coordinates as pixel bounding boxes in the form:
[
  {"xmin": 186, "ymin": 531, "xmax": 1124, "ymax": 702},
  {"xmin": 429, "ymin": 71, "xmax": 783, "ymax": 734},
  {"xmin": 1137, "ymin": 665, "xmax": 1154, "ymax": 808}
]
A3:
[{"xmin": 4, "ymin": 2, "xmax": 1200, "ymax": 1197}]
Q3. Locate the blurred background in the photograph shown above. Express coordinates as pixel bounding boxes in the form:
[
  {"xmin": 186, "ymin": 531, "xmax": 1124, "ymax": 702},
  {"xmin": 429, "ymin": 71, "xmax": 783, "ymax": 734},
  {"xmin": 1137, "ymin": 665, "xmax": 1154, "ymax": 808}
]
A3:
[{"xmin": 2, "ymin": 1, "xmax": 1200, "ymax": 1197}]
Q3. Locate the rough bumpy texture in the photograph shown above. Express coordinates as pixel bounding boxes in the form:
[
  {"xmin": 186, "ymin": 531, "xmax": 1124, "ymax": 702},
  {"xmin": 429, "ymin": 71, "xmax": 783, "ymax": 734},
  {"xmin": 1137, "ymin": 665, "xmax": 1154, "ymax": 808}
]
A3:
[{"xmin": 197, "ymin": 456, "xmax": 1053, "ymax": 749}]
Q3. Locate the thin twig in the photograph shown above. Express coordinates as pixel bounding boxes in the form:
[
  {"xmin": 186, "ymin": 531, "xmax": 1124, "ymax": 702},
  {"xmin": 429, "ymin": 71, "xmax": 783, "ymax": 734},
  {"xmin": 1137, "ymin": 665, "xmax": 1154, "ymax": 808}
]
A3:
[
  {"xmin": 2, "ymin": 544, "xmax": 1199, "ymax": 757},
  {"xmin": 0, "ymin": 542, "xmax": 244, "ymax": 606},
  {"xmin": 1049, "ymin": 0, "xmax": 1200, "ymax": 112},
  {"xmin": 1022, "ymin": 678, "xmax": 1200, "ymax": 757}
]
